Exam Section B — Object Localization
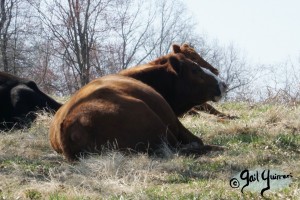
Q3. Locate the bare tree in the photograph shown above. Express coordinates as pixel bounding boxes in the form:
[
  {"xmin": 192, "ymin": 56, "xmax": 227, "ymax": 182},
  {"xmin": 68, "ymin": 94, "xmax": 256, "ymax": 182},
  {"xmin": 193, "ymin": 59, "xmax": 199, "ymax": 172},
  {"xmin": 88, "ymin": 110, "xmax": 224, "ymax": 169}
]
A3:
[
  {"xmin": 107, "ymin": 0, "xmax": 155, "ymax": 70},
  {"xmin": 100, "ymin": 0, "xmax": 199, "ymax": 72},
  {"xmin": 155, "ymin": 0, "xmax": 195, "ymax": 56},
  {"xmin": 30, "ymin": 0, "xmax": 113, "ymax": 91},
  {"xmin": 0, "ymin": 0, "xmax": 14, "ymax": 72},
  {"xmin": 143, "ymin": 0, "xmax": 198, "ymax": 62},
  {"xmin": 258, "ymin": 58, "xmax": 300, "ymax": 103},
  {"xmin": 0, "ymin": 0, "xmax": 42, "ymax": 75},
  {"xmin": 217, "ymin": 44, "xmax": 252, "ymax": 92}
]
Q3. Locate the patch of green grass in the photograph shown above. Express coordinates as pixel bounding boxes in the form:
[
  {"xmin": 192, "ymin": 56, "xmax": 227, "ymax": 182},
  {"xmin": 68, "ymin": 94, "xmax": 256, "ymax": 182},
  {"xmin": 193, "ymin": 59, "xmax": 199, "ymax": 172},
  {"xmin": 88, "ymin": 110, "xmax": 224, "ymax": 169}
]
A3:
[
  {"xmin": 210, "ymin": 132, "xmax": 265, "ymax": 147},
  {"xmin": 144, "ymin": 186, "xmax": 175, "ymax": 199},
  {"xmin": 254, "ymin": 104, "xmax": 274, "ymax": 113},
  {"xmin": 25, "ymin": 189, "xmax": 42, "ymax": 200},
  {"xmin": 275, "ymin": 133, "xmax": 300, "ymax": 151},
  {"xmin": 217, "ymin": 102, "xmax": 249, "ymax": 110},
  {"xmin": 49, "ymin": 193, "xmax": 91, "ymax": 200},
  {"xmin": 143, "ymin": 181, "xmax": 262, "ymax": 200},
  {"xmin": 167, "ymin": 173, "xmax": 192, "ymax": 184},
  {"xmin": 232, "ymin": 133, "xmax": 262, "ymax": 143},
  {"xmin": 0, "ymin": 156, "xmax": 55, "ymax": 172},
  {"xmin": 184, "ymin": 158, "xmax": 225, "ymax": 173},
  {"xmin": 48, "ymin": 192, "xmax": 68, "ymax": 200}
]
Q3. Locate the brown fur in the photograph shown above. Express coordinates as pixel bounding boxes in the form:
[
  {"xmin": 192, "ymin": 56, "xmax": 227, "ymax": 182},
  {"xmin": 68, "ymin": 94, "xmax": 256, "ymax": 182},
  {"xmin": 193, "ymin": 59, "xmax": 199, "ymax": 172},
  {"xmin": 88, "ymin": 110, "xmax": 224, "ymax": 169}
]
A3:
[{"xmin": 50, "ymin": 54, "xmax": 224, "ymax": 161}]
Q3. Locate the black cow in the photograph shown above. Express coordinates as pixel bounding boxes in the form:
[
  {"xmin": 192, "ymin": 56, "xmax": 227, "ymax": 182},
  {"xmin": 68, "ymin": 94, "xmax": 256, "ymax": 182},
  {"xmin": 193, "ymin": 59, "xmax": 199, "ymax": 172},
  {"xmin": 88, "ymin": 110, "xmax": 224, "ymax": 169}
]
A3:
[{"xmin": 0, "ymin": 71, "xmax": 62, "ymax": 129}]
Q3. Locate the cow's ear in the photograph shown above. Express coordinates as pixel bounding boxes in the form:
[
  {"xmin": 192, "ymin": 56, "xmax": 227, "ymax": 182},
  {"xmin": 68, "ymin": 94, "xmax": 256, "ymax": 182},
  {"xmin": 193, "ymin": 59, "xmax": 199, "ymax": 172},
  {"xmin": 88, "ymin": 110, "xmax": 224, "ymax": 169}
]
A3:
[
  {"xmin": 169, "ymin": 55, "xmax": 182, "ymax": 74},
  {"xmin": 172, "ymin": 44, "xmax": 181, "ymax": 53}
]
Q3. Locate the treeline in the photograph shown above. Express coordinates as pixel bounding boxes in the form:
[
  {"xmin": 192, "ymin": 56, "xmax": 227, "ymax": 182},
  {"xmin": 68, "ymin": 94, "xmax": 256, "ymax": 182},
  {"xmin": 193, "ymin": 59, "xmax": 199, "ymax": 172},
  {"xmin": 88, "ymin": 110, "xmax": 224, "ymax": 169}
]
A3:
[{"xmin": 0, "ymin": 0, "xmax": 299, "ymax": 103}]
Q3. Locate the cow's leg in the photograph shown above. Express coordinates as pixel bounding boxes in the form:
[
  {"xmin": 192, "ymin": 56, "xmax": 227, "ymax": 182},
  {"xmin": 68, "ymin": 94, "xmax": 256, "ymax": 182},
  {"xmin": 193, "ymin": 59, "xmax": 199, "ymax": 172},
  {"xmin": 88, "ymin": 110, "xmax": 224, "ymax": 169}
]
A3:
[
  {"xmin": 191, "ymin": 103, "xmax": 238, "ymax": 119},
  {"xmin": 192, "ymin": 103, "xmax": 225, "ymax": 116},
  {"xmin": 176, "ymin": 120, "xmax": 225, "ymax": 155},
  {"xmin": 176, "ymin": 120, "xmax": 204, "ymax": 146}
]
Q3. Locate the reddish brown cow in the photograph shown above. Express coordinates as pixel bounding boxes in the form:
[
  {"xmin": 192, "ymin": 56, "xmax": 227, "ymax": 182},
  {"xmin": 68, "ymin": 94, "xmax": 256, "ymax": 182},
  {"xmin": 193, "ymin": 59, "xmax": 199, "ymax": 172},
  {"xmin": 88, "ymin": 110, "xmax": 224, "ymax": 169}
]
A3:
[{"xmin": 50, "ymin": 53, "xmax": 226, "ymax": 161}]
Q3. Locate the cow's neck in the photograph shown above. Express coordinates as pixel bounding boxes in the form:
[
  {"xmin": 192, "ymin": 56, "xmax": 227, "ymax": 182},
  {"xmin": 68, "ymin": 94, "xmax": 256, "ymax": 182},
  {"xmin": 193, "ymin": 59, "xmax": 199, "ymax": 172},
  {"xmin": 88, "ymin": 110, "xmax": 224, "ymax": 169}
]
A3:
[
  {"xmin": 120, "ymin": 66, "xmax": 175, "ymax": 105},
  {"xmin": 120, "ymin": 65, "xmax": 198, "ymax": 116}
]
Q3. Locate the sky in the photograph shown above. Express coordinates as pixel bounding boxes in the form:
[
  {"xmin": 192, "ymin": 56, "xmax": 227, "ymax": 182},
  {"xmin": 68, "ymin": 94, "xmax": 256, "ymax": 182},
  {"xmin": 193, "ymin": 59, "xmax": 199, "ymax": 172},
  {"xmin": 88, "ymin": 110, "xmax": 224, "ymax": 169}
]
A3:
[{"xmin": 184, "ymin": 0, "xmax": 300, "ymax": 65}]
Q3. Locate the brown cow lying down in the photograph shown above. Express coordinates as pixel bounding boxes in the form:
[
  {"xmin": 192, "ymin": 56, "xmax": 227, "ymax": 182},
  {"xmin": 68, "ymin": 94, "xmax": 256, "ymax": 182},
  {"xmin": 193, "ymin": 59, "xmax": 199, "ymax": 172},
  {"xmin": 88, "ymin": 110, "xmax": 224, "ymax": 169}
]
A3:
[
  {"xmin": 148, "ymin": 43, "xmax": 236, "ymax": 119},
  {"xmin": 50, "ymin": 53, "xmax": 226, "ymax": 161},
  {"xmin": 0, "ymin": 72, "xmax": 62, "ymax": 130}
]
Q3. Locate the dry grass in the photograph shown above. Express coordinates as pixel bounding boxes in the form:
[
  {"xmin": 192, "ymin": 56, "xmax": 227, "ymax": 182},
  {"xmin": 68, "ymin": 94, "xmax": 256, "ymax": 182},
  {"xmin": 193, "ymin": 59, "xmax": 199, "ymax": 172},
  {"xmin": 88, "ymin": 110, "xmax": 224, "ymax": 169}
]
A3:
[{"xmin": 0, "ymin": 102, "xmax": 299, "ymax": 199}]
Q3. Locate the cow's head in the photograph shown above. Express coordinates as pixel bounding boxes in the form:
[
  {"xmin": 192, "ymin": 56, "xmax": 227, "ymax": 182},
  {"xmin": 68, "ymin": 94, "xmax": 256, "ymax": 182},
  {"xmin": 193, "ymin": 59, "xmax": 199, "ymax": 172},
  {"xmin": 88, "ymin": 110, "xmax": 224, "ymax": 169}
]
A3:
[
  {"xmin": 172, "ymin": 43, "xmax": 219, "ymax": 76},
  {"xmin": 168, "ymin": 53, "xmax": 227, "ymax": 111}
]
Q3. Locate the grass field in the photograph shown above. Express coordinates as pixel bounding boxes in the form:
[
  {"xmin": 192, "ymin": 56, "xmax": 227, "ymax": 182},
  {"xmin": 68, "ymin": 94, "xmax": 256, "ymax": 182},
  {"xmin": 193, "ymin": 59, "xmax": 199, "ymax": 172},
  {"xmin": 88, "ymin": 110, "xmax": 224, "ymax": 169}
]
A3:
[{"xmin": 0, "ymin": 102, "xmax": 299, "ymax": 199}]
